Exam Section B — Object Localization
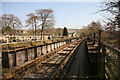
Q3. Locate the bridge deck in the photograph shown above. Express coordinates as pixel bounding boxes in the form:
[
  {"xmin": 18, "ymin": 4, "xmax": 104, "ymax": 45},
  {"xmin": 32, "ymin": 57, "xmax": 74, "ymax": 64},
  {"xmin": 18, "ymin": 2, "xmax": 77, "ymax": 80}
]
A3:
[{"xmin": 2, "ymin": 39, "xmax": 100, "ymax": 79}]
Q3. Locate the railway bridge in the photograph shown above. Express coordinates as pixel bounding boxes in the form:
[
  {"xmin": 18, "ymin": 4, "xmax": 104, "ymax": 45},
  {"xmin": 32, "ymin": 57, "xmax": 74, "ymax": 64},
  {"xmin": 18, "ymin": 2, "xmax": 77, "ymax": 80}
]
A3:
[{"xmin": 1, "ymin": 30, "xmax": 120, "ymax": 80}]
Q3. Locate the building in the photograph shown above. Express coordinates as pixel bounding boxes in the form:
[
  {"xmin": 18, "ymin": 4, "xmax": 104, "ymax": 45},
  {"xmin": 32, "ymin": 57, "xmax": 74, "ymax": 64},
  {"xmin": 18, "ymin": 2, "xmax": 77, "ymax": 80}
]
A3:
[
  {"xmin": 68, "ymin": 32, "xmax": 78, "ymax": 37},
  {"xmin": 0, "ymin": 33, "xmax": 52, "ymax": 43}
]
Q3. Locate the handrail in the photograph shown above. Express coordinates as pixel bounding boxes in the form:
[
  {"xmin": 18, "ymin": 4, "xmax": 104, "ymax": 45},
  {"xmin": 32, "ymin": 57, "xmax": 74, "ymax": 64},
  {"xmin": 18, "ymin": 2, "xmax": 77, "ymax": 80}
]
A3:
[
  {"xmin": 103, "ymin": 44, "xmax": 120, "ymax": 79},
  {"xmin": 104, "ymin": 52, "xmax": 119, "ymax": 69},
  {"xmin": 104, "ymin": 44, "xmax": 119, "ymax": 55},
  {"xmin": 105, "ymin": 63, "xmax": 116, "ymax": 78}
]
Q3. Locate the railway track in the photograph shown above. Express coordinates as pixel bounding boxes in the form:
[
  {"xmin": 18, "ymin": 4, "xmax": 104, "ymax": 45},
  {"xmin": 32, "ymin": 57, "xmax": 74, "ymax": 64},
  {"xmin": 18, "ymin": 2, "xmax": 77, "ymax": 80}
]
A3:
[
  {"xmin": 52, "ymin": 39, "xmax": 98, "ymax": 79},
  {"xmin": 2, "ymin": 38, "xmax": 84, "ymax": 79}
]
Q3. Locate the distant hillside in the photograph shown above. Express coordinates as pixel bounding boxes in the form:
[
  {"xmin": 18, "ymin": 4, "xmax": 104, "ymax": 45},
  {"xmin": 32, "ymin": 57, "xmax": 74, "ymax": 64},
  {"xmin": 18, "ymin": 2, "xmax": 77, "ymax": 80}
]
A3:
[{"xmin": 67, "ymin": 28, "xmax": 82, "ymax": 34}]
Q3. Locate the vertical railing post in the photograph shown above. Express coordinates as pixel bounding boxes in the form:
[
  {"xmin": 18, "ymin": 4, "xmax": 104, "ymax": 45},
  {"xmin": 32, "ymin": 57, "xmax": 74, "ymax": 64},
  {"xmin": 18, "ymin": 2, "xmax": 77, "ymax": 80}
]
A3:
[
  {"xmin": 118, "ymin": 1, "xmax": 120, "ymax": 79},
  {"xmin": 87, "ymin": 35, "xmax": 89, "ymax": 39},
  {"xmin": 98, "ymin": 30, "xmax": 102, "ymax": 53},
  {"xmin": 89, "ymin": 34, "xmax": 91, "ymax": 41},
  {"xmin": 101, "ymin": 44, "xmax": 105, "ymax": 79},
  {"xmin": 93, "ymin": 32, "xmax": 95, "ymax": 44},
  {"xmin": 118, "ymin": 51, "xmax": 120, "ymax": 79},
  {"xmin": 97, "ymin": 30, "xmax": 102, "ymax": 78}
]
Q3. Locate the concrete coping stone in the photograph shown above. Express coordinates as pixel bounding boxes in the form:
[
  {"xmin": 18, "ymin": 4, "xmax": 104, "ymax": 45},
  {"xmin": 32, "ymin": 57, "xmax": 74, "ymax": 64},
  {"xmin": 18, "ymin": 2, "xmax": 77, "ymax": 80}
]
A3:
[
  {"xmin": 32, "ymin": 41, "xmax": 45, "ymax": 46},
  {"xmin": 64, "ymin": 37, "xmax": 73, "ymax": 40},
  {"xmin": 43, "ymin": 40, "xmax": 53, "ymax": 44},
  {"xmin": 57, "ymin": 38, "xmax": 65, "ymax": 42},
  {"xmin": 2, "ymin": 37, "xmax": 79, "ymax": 52},
  {"xmin": 2, "ymin": 44, "xmax": 9, "ymax": 51},
  {"xmin": 2, "ymin": 42, "xmax": 34, "ymax": 52},
  {"xmin": 52, "ymin": 39, "xmax": 58, "ymax": 43}
]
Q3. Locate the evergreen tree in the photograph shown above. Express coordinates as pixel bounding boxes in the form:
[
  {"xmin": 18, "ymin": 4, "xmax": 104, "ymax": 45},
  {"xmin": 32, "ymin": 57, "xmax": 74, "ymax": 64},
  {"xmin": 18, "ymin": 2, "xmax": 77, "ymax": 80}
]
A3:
[{"xmin": 63, "ymin": 27, "xmax": 68, "ymax": 36}]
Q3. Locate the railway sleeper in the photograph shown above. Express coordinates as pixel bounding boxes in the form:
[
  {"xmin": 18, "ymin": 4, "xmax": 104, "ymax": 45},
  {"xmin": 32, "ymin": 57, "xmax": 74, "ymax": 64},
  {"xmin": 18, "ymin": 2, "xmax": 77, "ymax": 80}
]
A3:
[
  {"xmin": 42, "ymin": 54, "xmax": 59, "ymax": 63},
  {"xmin": 63, "ymin": 49, "xmax": 72, "ymax": 51},
  {"xmin": 68, "ymin": 46, "xmax": 75, "ymax": 48},
  {"xmin": 63, "ymin": 47, "xmax": 73, "ymax": 50},
  {"xmin": 41, "ymin": 63, "xmax": 61, "ymax": 67},
  {"xmin": 57, "ymin": 53, "xmax": 68, "ymax": 55},
  {"xmin": 15, "ymin": 62, "xmax": 40, "ymax": 78}
]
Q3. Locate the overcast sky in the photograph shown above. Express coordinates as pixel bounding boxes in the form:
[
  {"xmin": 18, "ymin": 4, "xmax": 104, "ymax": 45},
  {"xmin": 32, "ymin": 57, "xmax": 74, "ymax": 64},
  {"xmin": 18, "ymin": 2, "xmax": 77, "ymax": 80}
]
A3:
[{"xmin": 2, "ymin": 1, "xmax": 103, "ymax": 29}]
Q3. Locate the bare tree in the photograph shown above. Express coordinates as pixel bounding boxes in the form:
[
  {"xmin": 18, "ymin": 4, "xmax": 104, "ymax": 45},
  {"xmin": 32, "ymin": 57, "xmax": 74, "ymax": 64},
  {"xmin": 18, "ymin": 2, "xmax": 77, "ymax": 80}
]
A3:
[
  {"xmin": 98, "ymin": 0, "xmax": 120, "ymax": 29},
  {"xmin": 36, "ymin": 9, "xmax": 55, "ymax": 40},
  {"xmin": 54, "ymin": 28, "xmax": 63, "ymax": 36},
  {"xmin": 2, "ymin": 14, "xmax": 22, "ymax": 36},
  {"xmin": 3, "ymin": 26, "xmax": 12, "ymax": 35},
  {"xmin": 98, "ymin": 0, "xmax": 120, "ymax": 49},
  {"xmin": 25, "ymin": 13, "xmax": 38, "ymax": 37},
  {"xmin": 81, "ymin": 21, "xmax": 103, "ymax": 36}
]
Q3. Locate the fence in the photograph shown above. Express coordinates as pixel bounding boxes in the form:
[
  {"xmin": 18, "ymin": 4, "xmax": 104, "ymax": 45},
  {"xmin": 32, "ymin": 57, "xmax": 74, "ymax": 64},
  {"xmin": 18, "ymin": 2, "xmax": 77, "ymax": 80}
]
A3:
[{"xmin": 87, "ymin": 30, "xmax": 120, "ymax": 79}]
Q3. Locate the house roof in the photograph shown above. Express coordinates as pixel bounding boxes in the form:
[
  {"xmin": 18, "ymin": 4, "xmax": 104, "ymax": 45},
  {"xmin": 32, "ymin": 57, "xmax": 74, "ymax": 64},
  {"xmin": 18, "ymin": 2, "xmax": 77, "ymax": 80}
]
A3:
[{"xmin": 69, "ymin": 32, "xmax": 76, "ymax": 35}]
